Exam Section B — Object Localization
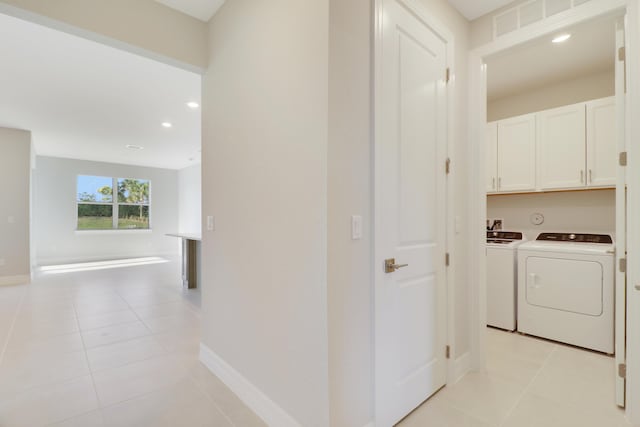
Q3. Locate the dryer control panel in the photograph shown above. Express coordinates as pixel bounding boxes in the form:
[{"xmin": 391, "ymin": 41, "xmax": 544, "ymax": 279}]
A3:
[{"xmin": 536, "ymin": 233, "xmax": 613, "ymax": 244}]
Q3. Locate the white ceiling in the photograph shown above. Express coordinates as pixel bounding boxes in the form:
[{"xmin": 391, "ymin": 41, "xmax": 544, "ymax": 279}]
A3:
[
  {"xmin": 447, "ymin": 0, "xmax": 515, "ymax": 20},
  {"xmin": 486, "ymin": 16, "xmax": 616, "ymax": 101},
  {"xmin": 0, "ymin": 13, "xmax": 201, "ymax": 170},
  {"xmin": 154, "ymin": 0, "xmax": 225, "ymax": 22}
]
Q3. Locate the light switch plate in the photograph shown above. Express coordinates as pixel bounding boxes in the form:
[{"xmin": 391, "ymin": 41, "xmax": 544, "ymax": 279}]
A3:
[
  {"xmin": 206, "ymin": 216, "xmax": 215, "ymax": 231},
  {"xmin": 351, "ymin": 215, "xmax": 363, "ymax": 240}
]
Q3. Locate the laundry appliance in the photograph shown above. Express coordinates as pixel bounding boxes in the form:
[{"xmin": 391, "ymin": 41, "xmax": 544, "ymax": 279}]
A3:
[
  {"xmin": 517, "ymin": 233, "xmax": 614, "ymax": 353},
  {"xmin": 486, "ymin": 231, "xmax": 526, "ymax": 331}
]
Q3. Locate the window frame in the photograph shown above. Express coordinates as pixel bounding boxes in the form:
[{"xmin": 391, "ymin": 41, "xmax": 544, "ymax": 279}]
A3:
[{"xmin": 76, "ymin": 175, "xmax": 152, "ymax": 231}]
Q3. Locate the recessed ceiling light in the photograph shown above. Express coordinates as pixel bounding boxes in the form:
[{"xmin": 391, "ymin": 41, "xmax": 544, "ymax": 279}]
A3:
[
  {"xmin": 126, "ymin": 144, "xmax": 144, "ymax": 150},
  {"xmin": 162, "ymin": 122, "xmax": 172, "ymax": 128},
  {"xmin": 552, "ymin": 34, "xmax": 571, "ymax": 43},
  {"xmin": 187, "ymin": 102, "xmax": 200, "ymax": 109}
]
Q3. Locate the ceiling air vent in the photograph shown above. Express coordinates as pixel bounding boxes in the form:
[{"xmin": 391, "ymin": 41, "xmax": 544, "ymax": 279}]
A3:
[
  {"xmin": 546, "ymin": 0, "xmax": 572, "ymax": 16},
  {"xmin": 495, "ymin": 8, "xmax": 519, "ymax": 38},
  {"xmin": 520, "ymin": 0, "xmax": 544, "ymax": 27},
  {"xmin": 493, "ymin": 0, "xmax": 592, "ymax": 40}
]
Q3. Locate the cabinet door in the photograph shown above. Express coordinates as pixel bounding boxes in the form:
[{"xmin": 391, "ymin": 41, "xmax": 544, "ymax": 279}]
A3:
[
  {"xmin": 487, "ymin": 122, "xmax": 498, "ymax": 193},
  {"xmin": 587, "ymin": 97, "xmax": 616, "ymax": 187},
  {"xmin": 537, "ymin": 103, "xmax": 586, "ymax": 190},
  {"xmin": 497, "ymin": 114, "xmax": 536, "ymax": 192}
]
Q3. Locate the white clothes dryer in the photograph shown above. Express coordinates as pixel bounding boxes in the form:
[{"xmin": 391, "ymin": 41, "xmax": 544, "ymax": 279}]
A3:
[
  {"xmin": 517, "ymin": 233, "xmax": 614, "ymax": 354},
  {"xmin": 486, "ymin": 231, "xmax": 526, "ymax": 331}
]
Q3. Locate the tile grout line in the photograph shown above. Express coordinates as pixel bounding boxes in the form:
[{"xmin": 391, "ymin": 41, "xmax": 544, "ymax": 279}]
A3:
[
  {"xmin": 119, "ymin": 283, "xmax": 236, "ymax": 425},
  {"xmin": 30, "ymin": 270, "xmax": 204, "ymax": 425},
  {"xmin": 115, "ymin": 287, "xmax": 161, "ymax": 337},
  {"xmin": 187, "ymin": 365, "xmax": 238, "ymax": 427},
  {"xmin": 497, "ymin": 344, "xmax": 558, "ymax": 427},
  {"xmin": 71, "ymin": 295, "xmax": 104, "ymax": 413},
  {"xmin": 0, "ymin": 287, "xmax": 27, "ymax": 369}
]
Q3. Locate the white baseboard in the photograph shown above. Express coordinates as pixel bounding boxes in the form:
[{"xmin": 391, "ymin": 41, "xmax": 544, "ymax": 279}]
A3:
[
  {"xmin": 199, "ymin": 343, "xmax": 300, "ymax": 427},
  {"xmin": 453, "ymin": 352, "xmax": 471, "ymax": 384},
  {"xmin": 0, "ymin": 275, "xmax": 30, "ymax": 286}
]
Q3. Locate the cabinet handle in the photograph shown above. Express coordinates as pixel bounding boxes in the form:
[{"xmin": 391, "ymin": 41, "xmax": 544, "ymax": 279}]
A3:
[
  {"xmin": 580, "ymin": 170, "xmax": 584, "ymax": 184},
  {"xmin": 492, "ymin": 177, "xmax": 496, "ymax": 190},
  {"xmin": 589, "ymin": 169, "xmax": 593, "ymax": 184},
  {"xmin": 498, "ymin": 177, "xmax": 501, "ymax": 190}
]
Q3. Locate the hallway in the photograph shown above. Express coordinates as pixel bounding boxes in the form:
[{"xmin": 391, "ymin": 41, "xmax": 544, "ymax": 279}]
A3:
[{"xmin": 0, "ymin": 259, "xmax": 264, "ymax": 427}]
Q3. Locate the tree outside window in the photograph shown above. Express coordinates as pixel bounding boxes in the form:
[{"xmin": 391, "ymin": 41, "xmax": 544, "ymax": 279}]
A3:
[{"xmin": 77, "ymin": 175, "xmax": 151, "ymax": 230}]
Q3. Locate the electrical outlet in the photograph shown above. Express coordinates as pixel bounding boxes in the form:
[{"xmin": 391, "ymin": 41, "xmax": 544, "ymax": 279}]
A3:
[{"xmin": 206, "ymin": 216, "xmax": 215, "ymax": 231}]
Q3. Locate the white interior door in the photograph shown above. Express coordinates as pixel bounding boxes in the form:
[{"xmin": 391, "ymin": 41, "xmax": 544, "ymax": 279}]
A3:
[
  {"xmin": 614, "ymin": 19, "xmax": 626, "ymax": 408},
  {"xmin": 375, "ymin": 0, "xmax": 448, "ymax": 425}
]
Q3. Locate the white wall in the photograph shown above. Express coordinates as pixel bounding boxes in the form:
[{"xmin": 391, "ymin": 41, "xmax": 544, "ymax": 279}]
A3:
[
  {"xmin": 487, "ymin": 189, "xmax": 615, "ymax": 240},
  {"xmin": 327, "ymin": 0, "xmax": 372, "ymax": 425},
  {"xmin": 201, "ymin": 0, "xmax": 330, "ymax": 425},
  {"xmin": 34, "ymin": 156, "xmax": 179, "ymax": 265},
  {"xmin": 0, "ymin": 127, "xmax": 31, "ymax": 284},
  {"xmin": 488, "ymin": 70, "xmax": 615, "ymax": 121},
  {"xmin": 178, "ymin": 163, "xmax": 201, "ymax": 233}
]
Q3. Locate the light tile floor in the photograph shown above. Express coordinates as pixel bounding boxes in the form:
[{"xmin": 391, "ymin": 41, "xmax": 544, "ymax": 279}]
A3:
[
  {"xmin": 1, "ymin": 260, "xmax": 632, "ymax": 427},
  {"xmin": 399, "ymin": 327, "xmax": 631, "ymax": 427},
  {"xmin": 0, "ymin": 259, "xmax": 266, "ymax": 427}
]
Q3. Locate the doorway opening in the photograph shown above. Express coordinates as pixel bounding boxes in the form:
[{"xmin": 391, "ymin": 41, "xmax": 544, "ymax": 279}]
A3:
[{"xmin": 469, "ymin": 2, "xmax": 637, "ymax": 423}]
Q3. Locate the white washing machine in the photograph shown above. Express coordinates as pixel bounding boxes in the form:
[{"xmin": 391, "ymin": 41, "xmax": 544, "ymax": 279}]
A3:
[
  {"xmin": 486, "ymin": 231, "xmax": 526, "ymax": 331},
  {"xmin": 517, "ymin": 233, "xmax": 614, "ymax": 354}
]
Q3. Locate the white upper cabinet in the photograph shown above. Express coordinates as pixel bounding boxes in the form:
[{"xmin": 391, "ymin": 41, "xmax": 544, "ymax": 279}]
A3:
[
  {"xmin": 487, "ymin": 122, "xmax": 498, "ymax": 193},
  {"xmin": 587, "ymin": 97, "xmax": 616, "ymax": 187},
  {"xmin": 537, "ymin": 103, "xmax": 586, "ymax": 190},
  {"xmin": 486, "ymin": 96, "xmax": 617, "ymax": 195},
  {"xmin": 497, "ymin": 113, "xmax": 536, "ymax": 192}
]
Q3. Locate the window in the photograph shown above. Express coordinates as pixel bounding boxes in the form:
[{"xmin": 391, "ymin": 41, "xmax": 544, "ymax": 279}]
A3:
[{"xmin": 77, "ymin": 175, "xmax": 151, "ymax": 230}]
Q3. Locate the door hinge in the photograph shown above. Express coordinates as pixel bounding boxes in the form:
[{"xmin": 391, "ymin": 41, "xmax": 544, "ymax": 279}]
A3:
[
  {"xmin": 445, "ymin": 67, "xmax": 450, "ymax": 83},
  {"xmin": 619, "ymin": 46, "xmax": 626, "ymax": 62},
  {"xmin": 446, "ymin": 158, "xmax": 451, "ymax": 174},
  {"xmin": 620, "ymin": 152, "xmax": 628, "ymax": 166},
  {"xmin": 620, "ymin": 258, "xmax": 627, "ymax": 273},
  {"xmin": 445, "ymin": 253, "xmax": 450, "ymax": 266},
  {"xmin": 619, "ymin": 363, "xmax": 627, "ymax": 379},
  {"xmin": 446, "ymin": 345, "xmax": 451, "ymax": 359}
]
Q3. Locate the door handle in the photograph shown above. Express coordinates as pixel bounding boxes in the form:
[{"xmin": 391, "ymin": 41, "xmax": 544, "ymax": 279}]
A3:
[{"xmin": 385, "ymin": 258, "xmax": 408, "ymax": 273}]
